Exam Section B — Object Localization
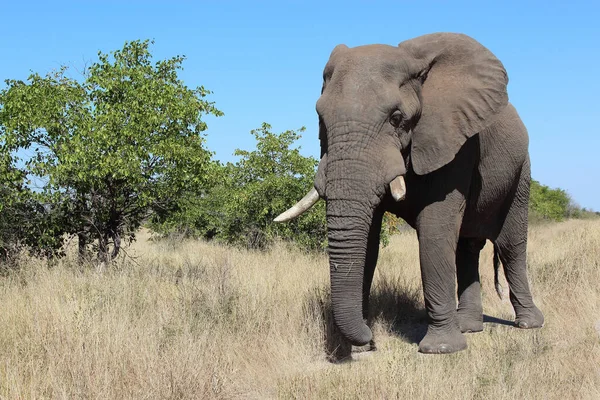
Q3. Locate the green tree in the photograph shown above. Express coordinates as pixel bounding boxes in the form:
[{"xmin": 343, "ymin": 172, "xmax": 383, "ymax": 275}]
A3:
[
  {"xmin": 152, "ymin": 123, "xmax": 328, "ymax": 250},
  {"xmin": 222, "ymin": 123, "xmax": 326, "ymax": 249},
  {"xmin": 0, "ymin": 39, "xmax": 222, "ymax": 262}
]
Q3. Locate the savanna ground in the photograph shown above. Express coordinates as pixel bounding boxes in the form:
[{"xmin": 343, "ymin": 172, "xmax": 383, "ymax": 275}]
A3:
[{"xmin": 1, "ymin": 219, "xmax": 599, "ymax": 399}]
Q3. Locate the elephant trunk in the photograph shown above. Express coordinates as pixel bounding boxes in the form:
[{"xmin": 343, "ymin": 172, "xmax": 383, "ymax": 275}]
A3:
[
  {"xmin": 315, "ymin": 116, "xmax": 406, "ymax": 345},
  {"xmin": 327, "ymin": 197, "xmax": 375, "ymax": 346}
]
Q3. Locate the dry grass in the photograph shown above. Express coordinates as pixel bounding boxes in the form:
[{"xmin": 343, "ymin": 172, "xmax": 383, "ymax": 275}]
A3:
[{"xmin": 1, "ymin": 219, "xmax": 599, "ymax": 399}]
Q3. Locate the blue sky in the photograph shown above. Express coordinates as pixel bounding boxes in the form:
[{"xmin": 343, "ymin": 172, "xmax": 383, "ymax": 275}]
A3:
[{"xmin": 1, "ymin": 1, "xmax": 599, "ymax": 209}]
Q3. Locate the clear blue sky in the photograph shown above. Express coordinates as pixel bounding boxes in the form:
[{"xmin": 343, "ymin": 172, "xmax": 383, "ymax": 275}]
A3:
[{"xmin": 2, "ymin": 1, "xmax": 599, "ymax": 210}]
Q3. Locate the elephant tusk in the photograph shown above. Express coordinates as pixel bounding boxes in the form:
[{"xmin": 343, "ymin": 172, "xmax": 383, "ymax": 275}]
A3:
[
  {"xmin": 390, "ymin": 175, "xmax": 406, "ymax": 201},
  {"xmin": 273, "ymin": 187, "xmax": 320, "ymax": 222}
]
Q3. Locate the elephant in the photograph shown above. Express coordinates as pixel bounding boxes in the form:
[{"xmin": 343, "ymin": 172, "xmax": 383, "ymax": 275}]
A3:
[{"xmin": 275, "ymin": 32, "xmax": 544, "ymax": 354}]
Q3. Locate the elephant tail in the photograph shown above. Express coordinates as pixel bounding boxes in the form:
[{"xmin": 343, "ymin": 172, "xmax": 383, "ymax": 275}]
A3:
[{"xmin": 493, "ymin": 243, "xmax": 504, "ymax": 300}]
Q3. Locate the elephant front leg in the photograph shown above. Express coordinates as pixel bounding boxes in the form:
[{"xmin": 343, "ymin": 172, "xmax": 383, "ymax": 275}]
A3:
[
  {"xmin": 416, "ymin": 200, "xmax": 467, "ymax": 354},
  {"xmin": 456, "ymin": 237, "xmax": 486, "ymax": 333}
]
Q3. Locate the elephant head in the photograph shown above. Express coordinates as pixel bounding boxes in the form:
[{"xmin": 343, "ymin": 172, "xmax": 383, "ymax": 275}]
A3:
[{"xmin": 275, "ymin": 33, "xmax": 509, "ymax": 345}]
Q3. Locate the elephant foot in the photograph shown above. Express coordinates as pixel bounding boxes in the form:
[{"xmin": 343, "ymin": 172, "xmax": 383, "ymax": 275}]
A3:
[
  {"xmin": 418, "ymin": 326, "xmax": 467, "ymax": 354},
  {"xmin": 352, "ymin": 340, "xmax": 377, "ymax": 353},
  {"xmin": 458, "ymin": 311, "xmax": 484, "ymax": 333},
  {"xmin": 515, "ymin": 306, "xmax": 544, "ymax": 329}
]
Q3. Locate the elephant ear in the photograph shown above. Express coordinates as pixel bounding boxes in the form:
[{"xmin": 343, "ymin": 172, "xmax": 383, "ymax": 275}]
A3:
[{"xmin": 398, "ymin": 33, "xmax": 509, "ymax": 175}]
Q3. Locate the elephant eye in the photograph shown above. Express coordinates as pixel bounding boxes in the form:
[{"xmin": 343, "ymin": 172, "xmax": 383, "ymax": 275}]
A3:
[{"xmin": 389, "ymin": 111, "xmax": 404, "ymax": 128}]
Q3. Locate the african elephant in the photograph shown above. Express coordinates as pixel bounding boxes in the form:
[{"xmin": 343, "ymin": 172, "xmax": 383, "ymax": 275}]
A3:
[{"xmin": 275, "ymin": 33, "xmax": 544, "ymax": 354}]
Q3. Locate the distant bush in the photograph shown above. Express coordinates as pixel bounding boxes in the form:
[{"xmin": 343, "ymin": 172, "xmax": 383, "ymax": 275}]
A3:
[
  {"xmin": 529, "ymin": 179, "xmax": 596, "ymax": 222},
  {"xmin": 529, "ymin": 180, "xmax": 570, "ymax": 222}
]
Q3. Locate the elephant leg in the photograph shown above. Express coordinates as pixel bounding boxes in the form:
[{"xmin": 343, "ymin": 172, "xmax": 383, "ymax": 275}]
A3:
[
  {"xmin": 416, "ymin": 192, "xmax": 467, "ymax": 354},
  {"xmin": 358, "ymin": 209, "xmax": 383, "ymax": 351},
  {"xmin": 495, "ymin": 160, "xmax": 544, "ymax": 329},
  {"xmin": 456, "ymin": 237, "xmax": 486, "ymax": 333},
  {"xmin": 495, "ymin": 236, "xmax": 544, "ymax": 329}
]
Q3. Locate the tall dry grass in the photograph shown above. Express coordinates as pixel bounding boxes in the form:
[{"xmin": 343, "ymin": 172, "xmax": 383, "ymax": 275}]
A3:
[{"xmin": 1, "ymin": 219, "xmax": 599, "ymax": 399}]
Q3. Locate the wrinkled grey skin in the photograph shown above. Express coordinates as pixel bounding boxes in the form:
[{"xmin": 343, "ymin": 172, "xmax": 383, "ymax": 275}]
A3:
[{"xmin": 308, "ymin": 33, "xmax": 543, "ymax": 354}]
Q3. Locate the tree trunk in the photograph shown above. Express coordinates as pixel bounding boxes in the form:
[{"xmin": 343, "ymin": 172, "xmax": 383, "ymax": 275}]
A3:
[
  {"xmin": 110, "ymin": 231, "xmax": 121, "ymax": 260},
  {"xmin": 78, "ymin": 232, "xmax": 88, "ymax": 263}
]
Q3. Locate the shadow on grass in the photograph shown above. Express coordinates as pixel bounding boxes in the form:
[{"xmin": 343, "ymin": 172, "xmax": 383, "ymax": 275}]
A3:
[
  {"xmin": 369, "ymin": 276, "xmax": 428, "ymax": 345},
  {"xmin": 483, "ymin": 314, "xmax": 514, "ymax": 327},
  {"xmin": 304, "ymin": 276, "xmax": 428, "ymax": 363}
]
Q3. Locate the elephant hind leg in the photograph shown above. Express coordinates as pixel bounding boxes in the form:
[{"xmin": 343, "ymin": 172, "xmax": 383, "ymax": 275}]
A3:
[
  {"xmin": 456, "ymin": 237, "xmax": 486, "ymax": 333},
  {"xmin": 494, "ymin": 234, "xmax": 544, "ymax": 329},
  {"xmin": 494, "ymin": 159, "xmax": 544, "ymax": 329}
]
